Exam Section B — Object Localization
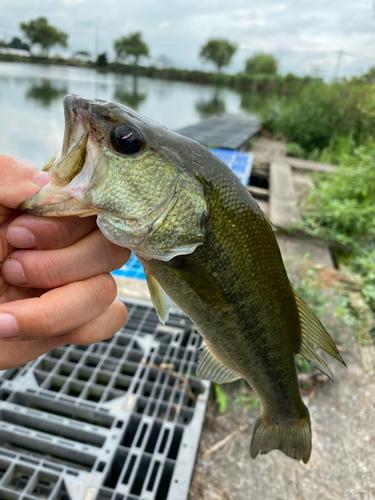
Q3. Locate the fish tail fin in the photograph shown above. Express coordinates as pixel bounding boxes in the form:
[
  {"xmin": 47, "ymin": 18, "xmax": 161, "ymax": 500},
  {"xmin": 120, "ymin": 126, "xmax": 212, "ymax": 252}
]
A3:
[{"xmin": 250, "ymin": 411, "xmax": 311, "ymax": 463}]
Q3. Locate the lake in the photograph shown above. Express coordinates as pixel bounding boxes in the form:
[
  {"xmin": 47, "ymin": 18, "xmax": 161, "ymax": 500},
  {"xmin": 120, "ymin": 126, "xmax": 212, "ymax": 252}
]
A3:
[{"xmin": 0, "ymin": 62, "xmax": 249, "ymax": 168}]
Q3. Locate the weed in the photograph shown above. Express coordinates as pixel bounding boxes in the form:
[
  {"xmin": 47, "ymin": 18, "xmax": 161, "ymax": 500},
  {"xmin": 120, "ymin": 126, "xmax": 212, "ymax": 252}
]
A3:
[
  {"xmin": 286, "ymin": 142, "xmax": 306, "ymax": 158},
  {"xmin": 213, "ymin": 383, "xmax": 228, "ymax": 413}
]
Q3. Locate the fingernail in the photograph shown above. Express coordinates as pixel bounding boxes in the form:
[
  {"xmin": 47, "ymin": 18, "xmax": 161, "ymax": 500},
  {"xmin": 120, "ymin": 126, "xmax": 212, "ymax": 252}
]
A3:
[
  {"xmin": 3, "ymin": 259, "xmax": 28, "ymax": 285},
  {"xmin": 7, "ymin": 227, "xmax": 36, "ymax": 248},
  {"xmin": 33, "ymin": 170, "xmax": 50, "ymax": 187},
  {"xmin": 0, "ymin": 313, "xmax": 19, "ymax": 339}
]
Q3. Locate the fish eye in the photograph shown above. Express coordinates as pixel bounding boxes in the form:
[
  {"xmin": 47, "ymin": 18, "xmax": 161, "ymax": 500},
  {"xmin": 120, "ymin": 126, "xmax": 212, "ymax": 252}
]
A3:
[{"xmin": 110, "ymin": 125, "xmax": 143, "ymax": 155}]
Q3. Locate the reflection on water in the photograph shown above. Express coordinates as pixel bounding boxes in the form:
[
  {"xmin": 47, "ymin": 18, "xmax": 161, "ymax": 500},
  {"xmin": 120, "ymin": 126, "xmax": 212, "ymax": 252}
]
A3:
[
  {"xmin": 195, "ymin": 87, "xmax": 226, "ymax": 118},
  {"xmin": 25, "ymin": 80, "xmax": 68, "ymax": 108},
  {"xmin": 0, "ymin": 62, "xmax": 247, "ymax": 166},
  {"xmin": 114, "ymin": 75, "xmax": 146, "ymax": 110},
  {"xmin": 240, "ymin": 91, "xmax": 270, "ymax": 115}
]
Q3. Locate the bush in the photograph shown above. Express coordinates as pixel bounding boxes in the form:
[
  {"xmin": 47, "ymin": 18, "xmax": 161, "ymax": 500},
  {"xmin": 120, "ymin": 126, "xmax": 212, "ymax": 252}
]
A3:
[
  {"xmin": 302, "ymin": 143, "xmax": 375, "ymax": 250},
  {"xmin": 264, "ymin": 81, "xmax": 375, "ymax": 154},
  {"xmin": 286, "ymin": 142, "xmax": 305, "ymax": 158}
]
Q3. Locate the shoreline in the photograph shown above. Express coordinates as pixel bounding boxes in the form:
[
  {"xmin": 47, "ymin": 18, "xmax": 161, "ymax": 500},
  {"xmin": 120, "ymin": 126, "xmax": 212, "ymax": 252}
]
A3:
[{"xmin": 0, "ymin": 53, "xmax": 316, "ymax": 95}]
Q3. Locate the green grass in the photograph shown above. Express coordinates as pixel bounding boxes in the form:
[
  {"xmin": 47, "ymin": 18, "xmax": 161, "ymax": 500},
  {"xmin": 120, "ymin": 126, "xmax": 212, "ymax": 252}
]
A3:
[{"xmin": 213, "ymin": 383, "xmax": 228, "ymax": 413}]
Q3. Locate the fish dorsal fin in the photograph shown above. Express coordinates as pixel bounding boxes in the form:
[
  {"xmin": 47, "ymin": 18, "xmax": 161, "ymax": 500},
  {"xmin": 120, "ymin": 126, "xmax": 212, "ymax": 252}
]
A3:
[
  {"xmin": 145, "ymin": 270, "xmax": 173, "ymax": 324},
  {"xmin": 262, "ymin": 212, "xmax": 281, "ymax": 251},
  {"xmin": 263, "ymin": 212, "xmax": 277, "ymax": 232},
  {"xmin": 294, "ymin": 291, "xmax": 346, "ymax": 381},
  {"xmin": 197, "ymin": 342, "xmax": 241, "ymax": 384}
]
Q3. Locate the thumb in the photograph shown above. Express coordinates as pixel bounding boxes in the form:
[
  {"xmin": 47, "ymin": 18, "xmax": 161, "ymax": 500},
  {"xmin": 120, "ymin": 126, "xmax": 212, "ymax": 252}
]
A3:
[{"xmin": 0, "ymin": 155, "xmax": 50, "ymax": 209}]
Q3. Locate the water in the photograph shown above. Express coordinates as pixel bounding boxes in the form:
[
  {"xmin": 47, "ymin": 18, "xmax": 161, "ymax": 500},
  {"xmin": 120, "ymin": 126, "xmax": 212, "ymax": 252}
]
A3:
[{"xmin": 0, "ymin": 62, "xmax": 247, "ymax": 168}]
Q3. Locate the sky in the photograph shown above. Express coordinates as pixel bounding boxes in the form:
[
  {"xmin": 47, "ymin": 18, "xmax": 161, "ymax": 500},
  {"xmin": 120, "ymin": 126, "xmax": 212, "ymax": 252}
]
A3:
[{"xmin": 1, "ymin": 0, "xmax": 375, "ymax": 79}]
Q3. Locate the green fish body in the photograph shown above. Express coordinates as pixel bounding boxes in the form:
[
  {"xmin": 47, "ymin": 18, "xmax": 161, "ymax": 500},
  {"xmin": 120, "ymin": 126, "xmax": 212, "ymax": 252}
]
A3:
[{"xmin": 21, "ymin": 95, "xmax": 345, "ymax": 463}]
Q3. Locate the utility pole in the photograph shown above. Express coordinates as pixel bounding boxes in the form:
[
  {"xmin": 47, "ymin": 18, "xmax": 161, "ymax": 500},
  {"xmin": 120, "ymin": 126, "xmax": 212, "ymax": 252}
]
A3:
[
  {"xmin": 334, "ymin": 50, "xmax": 343, "ymax": 80},
  {"xmin": 95, "ymin": 26, "xmax": 100, "ymax": 59}
]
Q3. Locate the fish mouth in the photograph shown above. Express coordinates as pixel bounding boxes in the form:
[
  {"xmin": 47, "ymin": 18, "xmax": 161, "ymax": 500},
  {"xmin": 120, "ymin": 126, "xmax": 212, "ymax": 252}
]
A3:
[
  {"xmin": 20, "ymin": 95, "xmax": 178, "ymax": 230},
  {"xmin": 20, "ymin": 95, "xmax": 99, "ymax": 217}
]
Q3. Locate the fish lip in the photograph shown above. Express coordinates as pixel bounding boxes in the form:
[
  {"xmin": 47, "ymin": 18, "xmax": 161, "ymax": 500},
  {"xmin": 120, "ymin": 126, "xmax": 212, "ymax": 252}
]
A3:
[
  {"xmin": 19, "ymin": 181, "xmax": 96, "ymax": 217},
  {"xmin": 20, "ymin": 95, "xmax": 95, "ymax": 215},
  {"xmin": 62, "ymin": 94, "xmax": 90, "ymax": 157}
]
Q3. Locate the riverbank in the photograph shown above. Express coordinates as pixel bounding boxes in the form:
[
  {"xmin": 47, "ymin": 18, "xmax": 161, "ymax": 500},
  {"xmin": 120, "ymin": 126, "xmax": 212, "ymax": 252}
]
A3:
[{"xmin": 0, "ymin": 52, "xmax": 317, "ymax": 95}]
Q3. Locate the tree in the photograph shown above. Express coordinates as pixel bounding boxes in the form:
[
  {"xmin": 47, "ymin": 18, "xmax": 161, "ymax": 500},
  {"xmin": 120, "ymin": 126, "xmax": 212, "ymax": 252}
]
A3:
[
  {"xmin": 96, "ymin": 52, "xmax": 108, "ymax": 67},
  {"xmin": 114, "ymin": 32, "xmax": 149, "ymax": 66},
  {"xmin": 8, "ymin": 37, "xmax": 30, "ymax": 51},
  {"xmin": 361, "ymin": 66, "xmax": 375, "ymax": 84},
  {"xmin": 245, "ymin": 53, "xmax": 278, "ymax": 76},
  {"xmin": 199, "ymin": 38, "xmax": 237, "ymax": 73},
  {"xmin": 20, "ymin": 17, "xmax": 68, "ymax": 57}
]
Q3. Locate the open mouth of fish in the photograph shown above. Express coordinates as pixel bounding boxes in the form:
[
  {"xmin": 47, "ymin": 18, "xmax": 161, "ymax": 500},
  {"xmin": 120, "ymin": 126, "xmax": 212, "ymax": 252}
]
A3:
[
  {"xmin": 20, "ymin": 96, "xmax": 96, "ymax": 217},
  {"xmin": 20, "ymin": 95, "xmax": 175, "ymax": 230}
]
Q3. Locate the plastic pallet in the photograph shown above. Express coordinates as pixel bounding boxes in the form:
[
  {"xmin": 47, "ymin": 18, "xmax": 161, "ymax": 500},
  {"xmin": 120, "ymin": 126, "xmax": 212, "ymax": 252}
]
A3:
[{"xmin": 0, "ymin": 299, "xmax": 210, "ymax": 500}]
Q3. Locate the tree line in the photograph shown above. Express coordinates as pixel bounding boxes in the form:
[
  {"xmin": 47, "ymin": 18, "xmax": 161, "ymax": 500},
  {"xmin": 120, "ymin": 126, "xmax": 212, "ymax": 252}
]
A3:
[{"xmin": 1, "ymin": 16, "xmax": 278, "ymax": 77}]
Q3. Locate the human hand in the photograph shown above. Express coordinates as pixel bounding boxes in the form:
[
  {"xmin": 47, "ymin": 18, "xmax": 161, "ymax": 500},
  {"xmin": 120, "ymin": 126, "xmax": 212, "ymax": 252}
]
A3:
[{"xmin": 0, "ymin": 155, "xmax": 130, "ymax": 370}]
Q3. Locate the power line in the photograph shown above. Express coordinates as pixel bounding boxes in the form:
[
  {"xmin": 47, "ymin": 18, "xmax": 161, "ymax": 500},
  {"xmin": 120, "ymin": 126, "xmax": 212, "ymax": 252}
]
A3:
[{"xmin": 340, "ymin": 50, "xmax": 374, "ymax": 60}]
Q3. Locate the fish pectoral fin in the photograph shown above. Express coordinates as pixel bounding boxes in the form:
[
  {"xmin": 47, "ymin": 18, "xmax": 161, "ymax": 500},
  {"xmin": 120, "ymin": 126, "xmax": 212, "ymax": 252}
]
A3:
[
  {"xmin": 145, "ymin": 270, "xmax": 173, "ymax": 325},
  {"xmin": 294, "ymin": 291, "xmax": 346, "ymax": 381},
  {"xmin": 171, "ymin": 256, "xmax": 230, "ymax": 308},
  {"xmin": 197, "ymin": 342, "xmax": 240, "ymax": 384}
]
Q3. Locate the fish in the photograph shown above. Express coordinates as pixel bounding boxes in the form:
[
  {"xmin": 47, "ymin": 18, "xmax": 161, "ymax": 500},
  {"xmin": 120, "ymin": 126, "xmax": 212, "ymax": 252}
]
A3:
[{"xmin": 21, "ymin": 94, "xmax": 345, "ymax": 463}]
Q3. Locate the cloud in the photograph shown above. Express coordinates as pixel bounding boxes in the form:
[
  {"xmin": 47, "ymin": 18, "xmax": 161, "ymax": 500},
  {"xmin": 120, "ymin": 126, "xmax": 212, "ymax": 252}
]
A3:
[{"xmin": 1, "ymin": 0, "xmax": 374, "ymax": 78}]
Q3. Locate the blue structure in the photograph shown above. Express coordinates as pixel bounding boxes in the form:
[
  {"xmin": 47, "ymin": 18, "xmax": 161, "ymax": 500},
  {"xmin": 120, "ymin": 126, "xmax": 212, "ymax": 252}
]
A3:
[
  {"xmin": 112, "ymin": 252, "xmax": 146, "ymax": 280},
  {"xmin": 112, "ymin": 148, "xmax": 253, "ymax": 280},
  {"xmin": 208, "ymin": 148, "xmax": 253, "ymax": 185}
]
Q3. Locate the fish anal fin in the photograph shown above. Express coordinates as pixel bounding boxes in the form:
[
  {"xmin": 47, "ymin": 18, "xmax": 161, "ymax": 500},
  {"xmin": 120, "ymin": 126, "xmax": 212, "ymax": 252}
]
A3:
[
  {"xmin": 250, "ymin": 412, "xmax": 311, "ymax": 463},
  {"xmin": 145, "ymin": 270, "xmax": 173, "ymax": 324},
  {"xmin": 197, "ymin": 342, "xmax": 240, "ymax": 384},
  {"xmin": 294, "ymin": 291, "xmax": 346, "ymax": 381}
]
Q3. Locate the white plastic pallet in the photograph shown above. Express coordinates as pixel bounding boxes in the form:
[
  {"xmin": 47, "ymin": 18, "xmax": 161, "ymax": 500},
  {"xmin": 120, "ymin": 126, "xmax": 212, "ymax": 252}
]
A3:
[{"xmin": 0, "ymin": 299, "xmax": 210, "ymax": 500}]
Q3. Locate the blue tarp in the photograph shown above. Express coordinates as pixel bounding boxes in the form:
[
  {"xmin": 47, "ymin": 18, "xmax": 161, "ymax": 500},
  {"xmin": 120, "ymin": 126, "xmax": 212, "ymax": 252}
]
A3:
[
  {"xmin": 112, "ymin": 149, "xmax": 253, "ymax": 281},
  {"xmin": 209, "ymin": 148, "xmax": 253, "ymax": 185}
]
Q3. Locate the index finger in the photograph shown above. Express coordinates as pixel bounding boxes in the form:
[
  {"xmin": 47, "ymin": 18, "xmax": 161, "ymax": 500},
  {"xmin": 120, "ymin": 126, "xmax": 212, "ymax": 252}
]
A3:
[
  {"xmin": 0, "ymin": 155, "xmax": 50, "ymax": 208},
  {"xmin": 7, "ymin": 213, "xmax": 98, "ymax": 249}
]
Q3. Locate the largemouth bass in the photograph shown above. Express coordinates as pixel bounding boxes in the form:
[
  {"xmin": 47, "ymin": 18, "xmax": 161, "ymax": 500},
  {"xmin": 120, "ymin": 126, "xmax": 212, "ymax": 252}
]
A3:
[{"xmin": 21, "ymin": 94, "xmax": 345, "ymax": 463}]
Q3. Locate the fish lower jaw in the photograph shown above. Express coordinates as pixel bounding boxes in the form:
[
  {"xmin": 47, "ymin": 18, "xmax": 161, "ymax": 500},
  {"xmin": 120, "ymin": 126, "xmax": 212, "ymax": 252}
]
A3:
[{"xmin": 19, "ymin": 182, "xmax": 95, "ymax": 217}]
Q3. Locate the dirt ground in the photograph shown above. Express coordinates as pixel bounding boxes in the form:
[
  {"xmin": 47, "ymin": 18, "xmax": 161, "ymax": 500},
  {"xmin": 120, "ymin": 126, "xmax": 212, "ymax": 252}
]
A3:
[{"xmin": 188, "ymin": 350, "xmax": 375, "ymax": 500}]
